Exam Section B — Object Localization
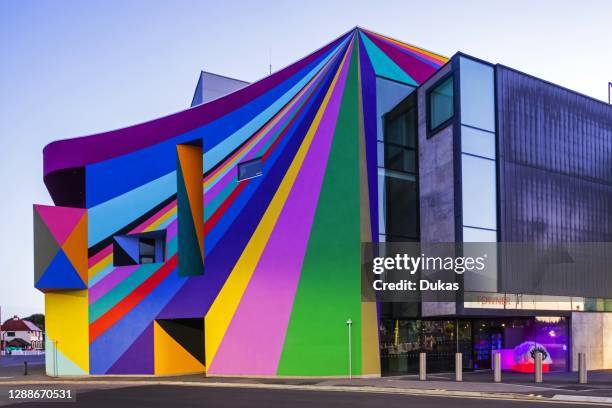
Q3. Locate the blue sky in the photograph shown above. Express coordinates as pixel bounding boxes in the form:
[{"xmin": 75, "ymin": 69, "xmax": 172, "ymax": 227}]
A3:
[{"xmin": 1, "ymin": 0, "xmax": 611, "ymax": 320}]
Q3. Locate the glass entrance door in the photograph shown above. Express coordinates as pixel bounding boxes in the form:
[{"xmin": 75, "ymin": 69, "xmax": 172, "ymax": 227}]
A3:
[{"xmin": 472, "ymin": 322, "xmax": 503, "ymax": 370}]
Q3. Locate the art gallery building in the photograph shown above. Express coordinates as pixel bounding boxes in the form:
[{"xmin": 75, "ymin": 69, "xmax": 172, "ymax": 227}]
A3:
[{"xmin": 34, "ymin": 27, "xmax": 612, "ymax": 377}]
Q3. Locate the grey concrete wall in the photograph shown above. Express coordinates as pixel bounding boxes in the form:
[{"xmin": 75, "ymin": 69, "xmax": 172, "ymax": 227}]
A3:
[
  {"xmin": 417, "ymin": 63, "xmax": 456, "ymax": 244},
  {"xmin": 571, "ymin": 312, "xmax": 612, "ymax": 371},
  {"xmin": 417, "ymin": 63, "xmax": 456, "ymax": 316}
]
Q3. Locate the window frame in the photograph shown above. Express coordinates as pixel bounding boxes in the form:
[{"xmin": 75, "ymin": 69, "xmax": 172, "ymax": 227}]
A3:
[
  {"xmin": 382, "ymin": 95, "xmax": 418, "ymax": 176},
  {"xmin": 237, "ymin": 157, "xmax": 264, "ymax": 182},
  {"xmin": 379, "ymin": 92, "xmax": 421, "ymax": 242},
  {"xmin": 112, "ymin": 231, "xmax": 166, "ymax": 267},
  {"xmin": 426, "ymin": 72, "xmax": 456, "ymax": 138}
]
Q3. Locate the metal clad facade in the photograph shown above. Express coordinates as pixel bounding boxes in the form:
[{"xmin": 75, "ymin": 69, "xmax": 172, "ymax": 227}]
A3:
[{"xmin": 497, "ymin": 66, "xmax": 612, "ymax": 296}]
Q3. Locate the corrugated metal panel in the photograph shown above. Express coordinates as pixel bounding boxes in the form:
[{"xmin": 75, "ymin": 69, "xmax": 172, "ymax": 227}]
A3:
[{"xmin": 497, "ymin": 66, "xmax": 612, "ymax": 297}]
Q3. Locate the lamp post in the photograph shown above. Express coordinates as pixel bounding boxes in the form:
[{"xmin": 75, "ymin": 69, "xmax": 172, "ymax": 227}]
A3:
[
  {"xmin": 346, "ymin": 318, "xmax": 352, "ymax": 380},
  {"xmin": 608, "ymin": 82, "xmax": 611, "ymax": 105}
]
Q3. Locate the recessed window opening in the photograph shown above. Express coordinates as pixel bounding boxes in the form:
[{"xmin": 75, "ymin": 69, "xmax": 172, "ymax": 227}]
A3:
[
  {"xmin": 238, "ymin": 157, "xmax": 263, "ymax": 181},
  {"xmin": 428, "ymin": 75, "xmax": 454, "ymax": 134},
  {"xmin": 113, "ymin": 230, "xmax": 166, "ymax": 266}
]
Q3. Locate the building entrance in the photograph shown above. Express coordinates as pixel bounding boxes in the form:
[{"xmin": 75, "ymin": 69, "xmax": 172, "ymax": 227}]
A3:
[{"xmin": 380, "ymin": 316, "xmax": 569, "ymax": 375}]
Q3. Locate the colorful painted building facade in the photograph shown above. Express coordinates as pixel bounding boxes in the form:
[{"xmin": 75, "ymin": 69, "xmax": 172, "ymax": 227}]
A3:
[
  {"xmin": 35, "ymin": 26, "xmax": 612, "ymax": 377},
  {"xmin": 34, "ymin": 28, "xmax": 447, "ymax": 376}
]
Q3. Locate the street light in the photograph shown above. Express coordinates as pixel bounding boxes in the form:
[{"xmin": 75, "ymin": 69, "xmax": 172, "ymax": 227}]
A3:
[
  {"xmin": 608, "ymin": 82, "xmax": 612, "ymax": 105},
  {"xmin": 346, "ymin": 318, "xmax": 352, "ymax": 380}
]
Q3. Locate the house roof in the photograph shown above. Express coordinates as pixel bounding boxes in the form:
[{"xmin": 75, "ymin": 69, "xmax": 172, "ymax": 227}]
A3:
[
  {"xmin": 1, "ymin": 316, "xmax": 42, "ymax": 332},
  {"xmin": 6, "ymin": 338, "xmax": 30, "ymax": 347}
]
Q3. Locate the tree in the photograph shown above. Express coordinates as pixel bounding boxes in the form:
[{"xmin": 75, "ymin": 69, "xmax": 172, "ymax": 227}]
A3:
[{"xmin": 23, "ymin": 314, "xmax": 45, "ymax": 332}]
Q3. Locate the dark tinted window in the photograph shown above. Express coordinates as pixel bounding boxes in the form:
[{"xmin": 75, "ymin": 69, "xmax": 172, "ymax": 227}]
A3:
[
  {"xmin": 238, "ymin": 158, "xmax": 263, "ymax": 181},
  {"xmin": 139, "ymin": 238, "xmax": 156, "ymax": 264},
  {"xmin": 113, "ymin": 231, "xmax": 165, "ymax": 266},
  {"xmin": 386, "ymin": 108, "xmax": 416, "ymax": 148},
  {"xmin": 385, "ymin": 174, "xmax": 419, "ymax": 240}
]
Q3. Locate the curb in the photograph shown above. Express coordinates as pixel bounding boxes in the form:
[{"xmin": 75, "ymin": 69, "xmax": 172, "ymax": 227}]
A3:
[{"xmin": 1, "ymin": 380, "xmax": 610, "ymax": 405}]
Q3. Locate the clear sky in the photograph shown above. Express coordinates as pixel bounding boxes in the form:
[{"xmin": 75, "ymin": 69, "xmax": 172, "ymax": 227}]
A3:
[{"xmin": 1, "ymin": 0, "xmax": 611, "ymax": 320}]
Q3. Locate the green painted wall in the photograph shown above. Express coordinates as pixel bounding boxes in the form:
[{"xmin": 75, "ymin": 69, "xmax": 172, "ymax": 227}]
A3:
[{"xmin": 277, "ymin": 44, "xmax": 363, "ymax": 376}]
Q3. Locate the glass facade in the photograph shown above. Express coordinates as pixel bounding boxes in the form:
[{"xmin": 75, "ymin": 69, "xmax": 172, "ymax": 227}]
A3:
[
  {"xmin": 461, "ymin": 155, "xmax": 497, "ymax": 230},
  {"xmin": 377, "ymin": 56, "xmax": 572, "ymax": 377},
  {"xmin": 380, "ymin": 317, "xmax": 569, "ymax": 375},
  {"xmin": 460, "ymin": 57, "xmax": 496, "ymax": 132},
  {"xmin": 379, "ymin": 88, "xmax": 419, "ymax": 242},
  {"xmin": 380, "ymin": 319, "xmax": 472, "ymax": 375},
  {"xmin": 474, "ymin": 317, "xmax": 569, "ymax": 372},
  {"xmin": 459, "ymin": 56, "xmax": 498, "ymax": 292},
  {"xmin": 376, "ymin": 77, "xmax": 416, "ymax": 243},
  {"xmin": 429, "ymin": 75, "xmax": 454, "ymax": 131},
  {"xmin": 461, "ymin": 125, "xmax": 495, "ymax": 159}
]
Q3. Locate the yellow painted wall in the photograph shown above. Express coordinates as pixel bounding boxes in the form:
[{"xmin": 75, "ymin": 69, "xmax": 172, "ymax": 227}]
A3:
[{"xmin": 45, "ymin": 290, "xmax": 89, "ymax": 374}]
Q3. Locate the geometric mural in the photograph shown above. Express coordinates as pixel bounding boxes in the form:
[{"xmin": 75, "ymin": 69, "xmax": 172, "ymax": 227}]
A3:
[
  {"xmin": 176, "ymin": 144, "xmax": 204, "ymax": 276},
  {"xmin": 36, "ymin": 27, "xmax": 447, "ymax": 377},
  {"xmin": 34, "ymin": 205, "xmax": 87, "ymax": 291},
  {"xmin": 44, "ymin": 289, "xmax": 89, "ymax": 376},
  {"xmin": 154, "ymin": 318, "xmax": 205, "ymax": 375}
]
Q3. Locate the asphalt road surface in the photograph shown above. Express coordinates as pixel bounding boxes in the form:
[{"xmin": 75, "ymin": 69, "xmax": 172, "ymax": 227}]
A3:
[{"xmin": 2, "ymin": 385, "xmax": 606, "ymax": 408}]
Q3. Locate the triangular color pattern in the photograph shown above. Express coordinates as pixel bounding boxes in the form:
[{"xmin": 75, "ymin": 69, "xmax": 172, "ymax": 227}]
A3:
[
  {"xmin": 154, "ymin": 321, "xmax": 205, "ymax": 375},
  {"xmin": 359, "ymin": 32, "xmax": 418, "ymax": 86},
  {"xmin": 45, "ymin": 336, "xmax": 87, "ymax": 376},
  {"xmin": 33, "ymin": 209, "xmax": 61, "ymax": 282},
  {"xmin": 35, "ymin": 205, "xmax": 86, "ymax": 246},
  {"xmin": 61, "ymin": 213, "xmax": 88, "ymax": 284},
  {"xmin": 36, "ymin": 250, "xmax": 86, "ymax": 290},
  {"xmin": 107, "ymin": 323, "xmax": 154, "ymax": 374}
]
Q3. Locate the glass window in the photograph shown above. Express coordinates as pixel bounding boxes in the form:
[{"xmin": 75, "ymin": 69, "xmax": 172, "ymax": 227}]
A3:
[
  {"xmin": 384, "ymin": 171, "xmax": 419, "ymax": 240},
  {"xmin": 462, "ymin": 237, "xmax": 497, "ymax": 292},
  {"xmin": 460, "ymin": 57, "xmax": 495, "ymax": 132},
  {"xmin": 429, "ymin": 76, "xmax": 454, "ymax": 131},
  {"xmin": 238, "ymin": 158, "xmax": 263, "ymax": 181},
  {"xmin": 463, "ymin": 227, "xmax": 496, "ymax": 242},
  {"xmin": 461, "ymin": 125, "xmax": 496, "ymax": 159},
  {"xmin": 376, "ymin": 77, "xmax": 415, "ymax": 141},
  {"xmin": 461, "ymin": 154, "xmax": 497, "ymax": 231},
  {"xmin": 7, "ymin": 332, "xmax": 15, "ymax": 337},
  {"xmin": 113, "ymin": 232, "xmax": 166, "ymax": 266},
  {"xmin": 385, "ymin": 144, "xmax": 416, "ymax": 174},
  {"xmin": 381, "ymin": 97, "xmax": 417, "ymax": 173},
  {"xmin": 139, "ymin": 238, "xmax": 156, "ymax": 264},
  {"xmin": 386, "ymin": 108, "xmax": 416, "ymax": 148}
]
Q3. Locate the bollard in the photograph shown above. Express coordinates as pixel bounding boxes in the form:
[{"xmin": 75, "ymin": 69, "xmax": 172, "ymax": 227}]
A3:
[
  {"xmin": 578, "ymin": 352, "xmax": 588, "ymax": 384},
  {"xmin": 493, "ymin": 352, "xmax": 501, "ymax": 382},
  {"xmin": 24, "ymin": 361, "xmax": 28, "ymax": 376},
  {"xmin": 534, "ymin": 351, "xmax": 543, "ymax": 383},
  {"xmin": 455, "ymin": 352, "xmax": 462, "ymax": 382},
  {"xmin": 419, "ymin": 352, "xmax": 426, "ymax": 381}
]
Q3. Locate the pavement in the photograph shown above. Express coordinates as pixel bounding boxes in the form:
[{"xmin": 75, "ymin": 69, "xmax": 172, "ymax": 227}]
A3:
[
  {"xmin": 0, "ymin": 356, "xmax": 44, "ymax": 369},
  {"xmin": 2, "ymin": 362, "xmax": 612, "ymax": 406},
  {"xmin": 1, "ymin": 384, "xmax": 609, "ymax": 408}
]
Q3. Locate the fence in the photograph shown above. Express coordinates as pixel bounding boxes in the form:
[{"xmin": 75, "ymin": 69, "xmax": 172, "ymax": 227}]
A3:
[{"xmin": 1, "ymin": 350, "xmax": 45, "ymax": 356}]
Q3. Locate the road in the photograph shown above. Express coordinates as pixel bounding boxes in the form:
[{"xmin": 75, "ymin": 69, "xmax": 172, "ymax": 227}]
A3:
[{"xmin": 1, "ymin": 385, "xmax": 607, "ymax": 408}]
